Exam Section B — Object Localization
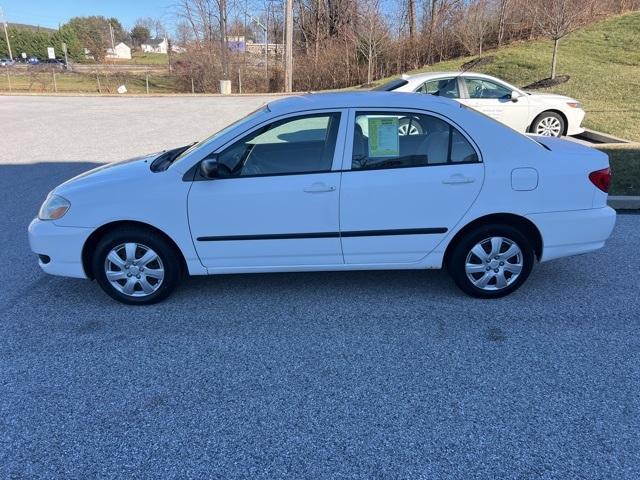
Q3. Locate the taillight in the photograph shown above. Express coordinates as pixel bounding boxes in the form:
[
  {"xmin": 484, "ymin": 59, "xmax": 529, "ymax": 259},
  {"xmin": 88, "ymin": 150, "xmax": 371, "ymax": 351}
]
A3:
[{"xmin": 589, "ymin": 167, "xmax": 612, "ymax": 193}]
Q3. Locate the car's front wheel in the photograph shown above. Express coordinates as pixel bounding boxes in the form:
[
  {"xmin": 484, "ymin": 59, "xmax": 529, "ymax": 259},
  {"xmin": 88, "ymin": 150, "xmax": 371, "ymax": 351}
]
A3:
[
  {"xmin": 92, "ymin": 227, "xmax": 181, "ymax": 305},
  {"xmin": 448, "ymin": 224, "xmax": 534, "ymax": 298},
  {"xmin": 531, "ymin": 111, "xmax": 565, "ymax": 137}
]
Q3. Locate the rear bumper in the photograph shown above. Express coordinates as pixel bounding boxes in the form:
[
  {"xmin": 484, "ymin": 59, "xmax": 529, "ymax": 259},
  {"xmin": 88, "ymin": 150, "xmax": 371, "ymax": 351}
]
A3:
[
  {"xmin": 28, "ymin": 218, "xmax": 92, "ymax": 278},
  {"xmin": 527, "ymin": 207, "xmax": 616, "ymax": 262}
]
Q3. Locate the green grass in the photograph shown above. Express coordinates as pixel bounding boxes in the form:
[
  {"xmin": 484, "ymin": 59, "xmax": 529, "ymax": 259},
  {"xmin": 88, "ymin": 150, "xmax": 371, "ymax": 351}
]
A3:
[
  {"xmin": 0, "ymin": 71, "xmax": 177, "ymax": 94},
  {"xmin": 128, "ymin": 51, "xmax": 170, "ymax": 65},
  {"xmin": 598, "ymin": 144, "xmax": 640, "ymax": 196},
  {"xmin": 372, "ymin": 12, "xmax": 640, "ymax": 142}
]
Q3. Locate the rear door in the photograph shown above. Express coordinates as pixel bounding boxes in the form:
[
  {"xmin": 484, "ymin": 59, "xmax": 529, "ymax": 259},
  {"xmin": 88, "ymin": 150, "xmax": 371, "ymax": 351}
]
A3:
[
  {"xmin": 339, "ymin": 109, "xmax": 484, "ymax": 264},
  {"xmin": 188, "ymin": 110, "xmax": 346, "ymax": 269}
]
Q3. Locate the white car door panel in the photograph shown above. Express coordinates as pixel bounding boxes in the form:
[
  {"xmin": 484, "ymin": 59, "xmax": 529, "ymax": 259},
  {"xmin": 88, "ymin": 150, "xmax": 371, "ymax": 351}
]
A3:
[
  {"xmin": 189, "ymin": 173, "xmax": 342, "ymax": 268},
  {"xmin": 340, "ymin": 165, "xmax": 484, "ymax": 263}
]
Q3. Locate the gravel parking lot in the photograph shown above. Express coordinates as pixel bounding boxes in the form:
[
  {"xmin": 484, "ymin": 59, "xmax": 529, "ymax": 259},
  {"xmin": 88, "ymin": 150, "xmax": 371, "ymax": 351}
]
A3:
[{"xmin": 1, "ymin": 95, "xmax": 639, "ymax": 479}]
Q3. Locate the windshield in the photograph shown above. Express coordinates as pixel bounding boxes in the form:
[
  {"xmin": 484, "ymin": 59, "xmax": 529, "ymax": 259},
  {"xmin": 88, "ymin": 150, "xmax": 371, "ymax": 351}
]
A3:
[{"xmin": 172, "ymin": 105, "xmax": 270, "ymax": 164}]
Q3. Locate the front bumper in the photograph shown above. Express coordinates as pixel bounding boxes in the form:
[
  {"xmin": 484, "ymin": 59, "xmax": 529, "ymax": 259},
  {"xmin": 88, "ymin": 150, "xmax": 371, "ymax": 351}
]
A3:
[
  {"xmin": 565, "ymin": 108, "xmax": 586, "ymax": 136},
  {"xmin": 527, "ymin": 207, "xmax": 616, "ymax": 262},
  {"xmin": 28, "ymin": 218, "xmax": 93, "ymax": 278}
]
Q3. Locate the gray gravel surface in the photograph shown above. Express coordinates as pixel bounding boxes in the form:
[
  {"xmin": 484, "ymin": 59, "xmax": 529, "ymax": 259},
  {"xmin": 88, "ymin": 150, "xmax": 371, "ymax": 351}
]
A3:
[{"xmin": 1, "ymin": 96, "xmax": 639, "ymax": 479}]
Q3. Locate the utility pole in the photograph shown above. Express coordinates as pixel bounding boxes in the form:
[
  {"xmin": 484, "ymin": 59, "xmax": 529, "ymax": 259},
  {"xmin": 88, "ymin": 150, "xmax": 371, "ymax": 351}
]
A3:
[
  {"xmin": 284, "ymin": 0, "xmax": 293, "ymax": 92},
  {"xmin": 1, "ymin": 7, "xmax": 14, "ymax": 60},
  {"xmin": 109, "ymin": 22, "xmax": 115, "ymax": 50}
]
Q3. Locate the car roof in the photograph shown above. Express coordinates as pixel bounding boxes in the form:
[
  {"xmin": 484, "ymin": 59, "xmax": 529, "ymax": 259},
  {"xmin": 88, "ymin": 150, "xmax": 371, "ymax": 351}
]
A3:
[
  {"xmin": 267, "ymin": 91, "xmax": 460, "ymax": 114},
  {"xmin": 402, "ymin": 71, "xmax": 507, "ymax": 82}
]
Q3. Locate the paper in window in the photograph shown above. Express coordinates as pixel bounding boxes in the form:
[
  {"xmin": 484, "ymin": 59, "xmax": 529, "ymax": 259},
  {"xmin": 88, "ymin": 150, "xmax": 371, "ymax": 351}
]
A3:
[{"xmin": 368, "ymin": 117, "xmax": 399, "ymax": 158}]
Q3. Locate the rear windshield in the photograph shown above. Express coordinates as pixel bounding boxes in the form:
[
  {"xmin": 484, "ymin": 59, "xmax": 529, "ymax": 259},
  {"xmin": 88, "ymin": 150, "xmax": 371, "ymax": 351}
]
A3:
[{"xmin": 372, "ymin": 79, "xmax": 409, "ymax": 91}]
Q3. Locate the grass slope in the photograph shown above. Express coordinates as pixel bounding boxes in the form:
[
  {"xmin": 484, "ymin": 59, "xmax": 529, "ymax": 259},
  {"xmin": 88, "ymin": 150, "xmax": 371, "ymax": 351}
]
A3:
[{"xmin": 375, "ymin": 12, "xmax": 640, "ymax": 142}]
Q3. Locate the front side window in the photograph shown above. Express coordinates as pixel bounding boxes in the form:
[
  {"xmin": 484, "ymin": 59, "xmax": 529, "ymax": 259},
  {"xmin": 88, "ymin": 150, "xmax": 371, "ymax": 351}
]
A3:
[
  {"xmin": 352, "ymin": 112, "xmax": 478, "ymax": 170},
  {"xmin": 464, "ymin": 78, "xmax": 512, "ymax": 99},
  {"xmin": 216, "ymin": 113, "xmax": 341, "ymax": 177},
  {"xmin": 416, "ymin": 78, "xmax": 460, "ymax": 98}
]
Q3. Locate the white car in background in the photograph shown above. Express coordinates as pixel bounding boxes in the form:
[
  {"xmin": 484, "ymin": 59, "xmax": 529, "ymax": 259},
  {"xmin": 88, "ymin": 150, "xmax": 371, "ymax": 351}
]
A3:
[
  {"xmin": 377, "ymin": 72, "xmax": 586, "ymax": 137},
  {"xmin": 29, "ymin": 92, "xmax": 614, "ymax": 304}
]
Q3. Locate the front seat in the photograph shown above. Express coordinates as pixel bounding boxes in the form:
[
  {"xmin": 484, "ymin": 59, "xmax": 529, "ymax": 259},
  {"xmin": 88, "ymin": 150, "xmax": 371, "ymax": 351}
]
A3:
[{"xmin": 352, "ymin": 123, "xmax": 368, "ymax": 168}]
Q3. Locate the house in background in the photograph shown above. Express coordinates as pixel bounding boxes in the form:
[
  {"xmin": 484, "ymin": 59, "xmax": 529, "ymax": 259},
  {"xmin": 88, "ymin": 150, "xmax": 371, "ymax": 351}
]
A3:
[
  {"xmin": 105, "ymin": 42, "xmax": 132, "ymax": 60},
  {"xmin": 141, "ymin": 38, "xmax": 168, "ymax": 54}
]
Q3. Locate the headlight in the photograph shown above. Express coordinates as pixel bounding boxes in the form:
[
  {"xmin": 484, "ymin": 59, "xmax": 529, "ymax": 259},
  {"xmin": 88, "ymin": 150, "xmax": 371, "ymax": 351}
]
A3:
[
  {"xmin": 38, "ymin": 194, "xmax": 71, "ymax": 220},
  {"xmin": 567, "ymin": 102, "xmax": 582, "ymax": 109}
]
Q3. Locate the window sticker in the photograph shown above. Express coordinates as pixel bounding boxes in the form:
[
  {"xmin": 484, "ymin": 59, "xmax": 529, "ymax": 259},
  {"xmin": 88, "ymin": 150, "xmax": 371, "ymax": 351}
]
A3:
[{"xmin": 368, "ymin": 117, "xmax": 399, "ymax": 157}]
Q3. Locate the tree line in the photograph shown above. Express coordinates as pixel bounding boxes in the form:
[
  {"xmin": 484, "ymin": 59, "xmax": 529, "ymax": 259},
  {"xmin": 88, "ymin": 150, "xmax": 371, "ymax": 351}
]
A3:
[
  {"xmin": 173, "ymin": 0, "xmax": 639, "ymax": 92},
  {"xmin": 0, "ymin": 16, "xmax": 168, "ymax": 62}
]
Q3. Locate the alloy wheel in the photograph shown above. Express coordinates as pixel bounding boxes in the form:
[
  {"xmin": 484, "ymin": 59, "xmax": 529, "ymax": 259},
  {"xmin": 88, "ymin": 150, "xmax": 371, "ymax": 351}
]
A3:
[
  {"xmin": 535, "ymin": 116, "xmax": 562, "ymax": 136},
  {"xmin": 398, "ymin": 123, "xmax": 421, "ymax": 136}
]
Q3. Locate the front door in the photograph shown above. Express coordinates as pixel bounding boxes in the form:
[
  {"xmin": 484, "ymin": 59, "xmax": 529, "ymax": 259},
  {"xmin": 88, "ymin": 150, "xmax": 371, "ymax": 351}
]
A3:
[
  {"xmin": 188, "ymin": 111, "xmax": 345, "ymax": 269},
  {"xmin": 458, "ymin": 77, "xmax": 530, "ymax": 132},
  {"xmin": 339, "ymin": 109, "xmax": 484, "ymax": 264}
]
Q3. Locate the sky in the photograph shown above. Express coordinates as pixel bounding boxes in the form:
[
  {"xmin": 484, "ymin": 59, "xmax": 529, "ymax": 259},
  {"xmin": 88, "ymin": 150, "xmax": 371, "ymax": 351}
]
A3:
[{"xmin": 1, "ymin": 0, "xmax": 176, "ymax": 30}]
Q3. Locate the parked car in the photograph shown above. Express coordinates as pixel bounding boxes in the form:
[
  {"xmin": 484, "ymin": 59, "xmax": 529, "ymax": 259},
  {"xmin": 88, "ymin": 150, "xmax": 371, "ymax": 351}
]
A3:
[
  {"xmin": 0, "ymin": 58, "xmax": 15, "ymax": 67},
  {"xmin": 29, "ymin": 92, "xmax": 615, "ymax": 304},
  {"xmin": 375, "ymin": 72, "xmax": 586, "ymax": 137},
  {"xmin": 27, "ymin": 56, "xmax": 40, "ymax": 65},
  {"xmin": 32, "ymin": 58, "xmax": 67, "ymax": 70}
]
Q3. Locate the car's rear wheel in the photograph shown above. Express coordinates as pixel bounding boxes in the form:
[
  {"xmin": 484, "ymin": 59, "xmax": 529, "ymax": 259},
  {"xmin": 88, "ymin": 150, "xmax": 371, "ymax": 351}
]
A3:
[
  {"xmin": 93, "ymin": 227, "xmax": 181, "ymax": 305},
  {"xmin": 448, "ymin": 224, "xmax": 534, "ymax": 298},
  {"xmin": 531, "ymin": 111, "xmax": 565, "ymax": 137}
]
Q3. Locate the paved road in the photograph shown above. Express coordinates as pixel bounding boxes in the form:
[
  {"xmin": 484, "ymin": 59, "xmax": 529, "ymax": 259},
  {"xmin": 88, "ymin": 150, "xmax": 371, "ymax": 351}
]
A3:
[{"xmin": 1, "ymin": 96, "xmax": 639, "ymax": 479}]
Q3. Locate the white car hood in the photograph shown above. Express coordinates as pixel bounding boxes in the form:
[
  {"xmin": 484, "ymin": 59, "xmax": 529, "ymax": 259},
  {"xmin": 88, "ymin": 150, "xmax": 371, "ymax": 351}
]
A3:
[
  {"xmin": 53, "ymin": 152, "xmax": 159, "ymax": 196},
  {"xmin": 525, "ymin": 91, "xmax": 575, "ymax": 102}
]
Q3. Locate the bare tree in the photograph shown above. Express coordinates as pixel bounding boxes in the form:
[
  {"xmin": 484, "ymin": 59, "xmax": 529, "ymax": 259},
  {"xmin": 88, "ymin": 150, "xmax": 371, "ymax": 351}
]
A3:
[
  {"xmin": 351, "ymin": 0, "xmax": 388, "ymax": 84},
  {"xmin": 496, "ymin": 0, "xmax": 511, "ymax": 46},
  {"xmin": 529, "ymin": 0, "xmax": 596, "ymax": 78},
  {"xmin": 456, "ymin": 0, "xmax": 492, "ymax": 56}
]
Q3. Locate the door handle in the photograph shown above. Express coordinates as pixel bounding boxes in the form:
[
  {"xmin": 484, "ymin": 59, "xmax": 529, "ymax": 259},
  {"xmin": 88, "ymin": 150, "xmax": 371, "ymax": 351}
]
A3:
[
  {"xmin": 304, "ymin": 182, "xmax": 336, "ymax": 193},
  {"xmin": 442, "ymin": 174, "xmax": 475, "ymax": 185}
]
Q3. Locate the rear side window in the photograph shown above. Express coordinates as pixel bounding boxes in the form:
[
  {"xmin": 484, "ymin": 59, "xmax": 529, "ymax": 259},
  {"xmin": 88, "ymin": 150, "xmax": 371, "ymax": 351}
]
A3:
[
  {"xmin": 216, "ymin": 112, "xmax": 341, "ymax": 177},
  {"xmin": 416, "ymin": 78, "xmax": 460, "ymax": 98},
  {"xmin": 352, "ymin": 112, "xmax": 478, "ymax": 170}
]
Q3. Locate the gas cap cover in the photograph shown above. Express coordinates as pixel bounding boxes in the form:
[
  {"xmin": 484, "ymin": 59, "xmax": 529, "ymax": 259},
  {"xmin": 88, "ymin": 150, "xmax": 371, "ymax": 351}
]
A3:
[{"xmin": 511, "ymin": 168, "xmax": 539, "ymax": 191}]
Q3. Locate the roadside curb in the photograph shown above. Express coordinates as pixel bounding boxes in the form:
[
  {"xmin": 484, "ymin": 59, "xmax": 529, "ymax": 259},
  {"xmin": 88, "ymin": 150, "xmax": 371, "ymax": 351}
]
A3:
[{"xmin": 608, "ymin": 196, "xmax": 640, "ymax": 210}]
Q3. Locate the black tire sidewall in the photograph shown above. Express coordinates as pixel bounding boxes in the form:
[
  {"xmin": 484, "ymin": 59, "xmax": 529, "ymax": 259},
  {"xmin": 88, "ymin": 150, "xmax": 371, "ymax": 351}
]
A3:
[
  {"xmin": 448, "ymin": 224, "xmax": 534, "ymax": 299},
  {"xmin": 93, "ymin": 228, "xmax": 181, "ymax": 305},
  {"xmin": 532, "ymin": 111, "xmax": 565, "ymax": 137}
]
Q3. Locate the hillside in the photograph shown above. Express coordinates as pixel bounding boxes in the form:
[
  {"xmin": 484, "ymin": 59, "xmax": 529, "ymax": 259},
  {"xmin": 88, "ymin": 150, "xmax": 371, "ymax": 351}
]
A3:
[{"xmin": 373, "ymin": 12, "xmax": 640, "ymax": 142}]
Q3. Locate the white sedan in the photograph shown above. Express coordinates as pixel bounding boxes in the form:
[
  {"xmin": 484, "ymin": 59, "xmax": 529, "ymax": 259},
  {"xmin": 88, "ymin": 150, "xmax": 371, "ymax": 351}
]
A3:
[
  {"xmin": 29, "ymin": 92, "xmax": 615, "ymax": 304},
  {"xmin": 377, "ymin": 72, "xmax": 586, "ymax": 137}
]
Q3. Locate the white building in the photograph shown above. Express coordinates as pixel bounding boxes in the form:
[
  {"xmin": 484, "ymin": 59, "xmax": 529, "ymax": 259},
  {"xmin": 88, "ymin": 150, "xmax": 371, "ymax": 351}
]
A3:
[
  {"xmin": 105, "ymin": 42, "xmax": 132, "ymax": 60},
  {"xmin": 141, "ymin": 38, "xmax": 168, "ymax": 54}
]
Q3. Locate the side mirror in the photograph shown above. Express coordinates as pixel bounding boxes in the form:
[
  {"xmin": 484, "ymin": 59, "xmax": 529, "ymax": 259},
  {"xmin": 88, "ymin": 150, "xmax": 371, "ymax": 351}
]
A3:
[
  {"xmin": 200, "ymin": 158, "xmax": 219, "ymax": 178},
  {"xmin": 510, "ymin": 91, "xmax": 520, "ymax": 103}
]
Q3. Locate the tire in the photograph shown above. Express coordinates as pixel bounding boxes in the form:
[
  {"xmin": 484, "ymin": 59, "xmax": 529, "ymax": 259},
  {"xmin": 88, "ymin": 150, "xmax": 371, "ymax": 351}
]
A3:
[
  {"xmin": 92, "ymin": 226, "xmax": 181, "ymax": 305},
  {"xmin": 531, "ymin": 111, "xmax": 565, "ymax": 137},
  {"xmin": 447, "ymin": 224, "xmax": 534, "ymax": 299}
]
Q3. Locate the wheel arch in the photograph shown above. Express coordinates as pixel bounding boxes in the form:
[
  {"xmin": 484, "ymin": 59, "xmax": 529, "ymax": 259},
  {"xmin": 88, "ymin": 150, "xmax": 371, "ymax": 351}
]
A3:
[
  {"xmin": 529, "ymin": 109, "xmax": 568, "ymax": 136},
  {"xmin": 443, "ymin": 213, "xmax": 543, "ymax": 267},
  {"xmin": 81, "ymin": 220, "xmax": 188, "ymax": 279}
]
